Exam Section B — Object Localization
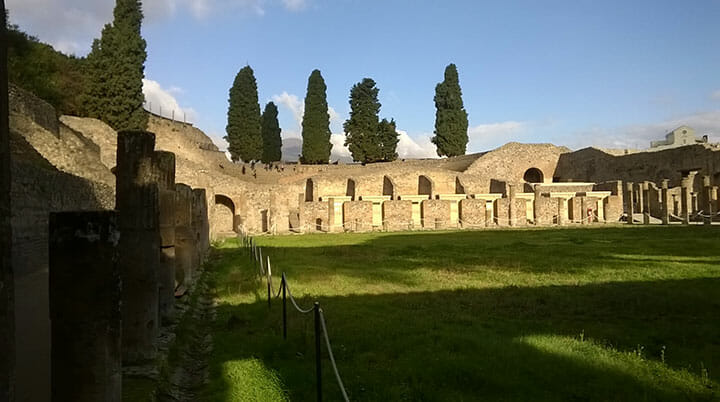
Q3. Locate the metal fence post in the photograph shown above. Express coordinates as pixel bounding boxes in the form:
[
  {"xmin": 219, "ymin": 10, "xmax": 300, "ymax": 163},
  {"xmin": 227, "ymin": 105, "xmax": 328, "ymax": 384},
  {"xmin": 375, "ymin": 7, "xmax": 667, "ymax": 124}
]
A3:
[
  {"xmin": 314, "ymin": 302, "xmax": 322, "ymax": 402},
  {"xmin": 282, "ymin": 274, "xmax": 287, "ymax": 340}
]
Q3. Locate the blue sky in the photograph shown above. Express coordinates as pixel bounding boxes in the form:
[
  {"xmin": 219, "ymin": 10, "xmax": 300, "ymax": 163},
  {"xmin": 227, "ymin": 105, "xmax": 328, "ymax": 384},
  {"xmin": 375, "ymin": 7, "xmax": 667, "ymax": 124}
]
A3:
[{"xmin": 8, "ymin": 0, "xmax": 720, "ymax": 158}]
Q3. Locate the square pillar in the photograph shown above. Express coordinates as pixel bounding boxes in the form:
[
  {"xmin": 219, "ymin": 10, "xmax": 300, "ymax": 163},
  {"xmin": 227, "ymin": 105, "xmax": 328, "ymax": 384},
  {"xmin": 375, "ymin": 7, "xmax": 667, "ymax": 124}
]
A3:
[
  {"xmin": 153, "ymin": 151, "xmax": 176, "ymax": 324},
  {"xmin": 680, "ymin": 173, "xmax": 697, "ymax": 225},
  {"xmin": 625, "ymin": 182, "xmax": 634, "ymax": 224},
  {"xmin": 49, "ymin": 212, "xmax": 121, "ymax": 402},
  {"xmin": 508, "ymin": 185, "xmax": 517, "ymax": 227},
  {"xmin": 175, "ymin": 184, "xmax": 195, "ymax": 294},
  {"xmin": 116, "ymin": 131, "xmax": 160, "ymax": 364},
  {"xmin": 642, "ymin": 182, "xmax": 650, "ymax": 225},
  {"xmin": 704, "ymin": 176, "xmax": 712, "ymax": 225},
  {"xmin": 660, "ymin": 179, "xmax": 670, "ymax": 225}
]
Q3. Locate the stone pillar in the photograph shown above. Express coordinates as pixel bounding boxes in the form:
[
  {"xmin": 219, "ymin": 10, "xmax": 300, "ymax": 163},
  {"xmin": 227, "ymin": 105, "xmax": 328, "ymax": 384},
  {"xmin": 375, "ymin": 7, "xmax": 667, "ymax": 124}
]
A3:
[
  {"xmin": 556, "ymin": 198, "xmax": 565, "ymax": 226},
  {"xmin": 485, "ymin": 200, "xmax": 493, "ymax": 227},
  {"xmin": 153, "ymin": 152, "xmax": 176, "ymax": 323},
  {"xmin": 0, "ymin": 5, "xmax": 14, "ymax": 399},
  {"xmin": 635, "ymin": 183, "xmax": 644, "ymax": 222},
  {"xmin": 642, "ymin": 182, "xmax": 650, "ymax": 225},
  {"xmin": 193, "ymin": 189, "xmax": 210, "ymax": 261},
  {"xmin": 297, "ymin": 193, "xmax": 305, "ymax": 233},
  {"xmin": 680, "ymin": 173, "xmax": 695, "ymax": 225},
  {"xmin": 116, "ymin": 131, "xmax": 160, "ymax": 363},
  {"xmin": 580, "ymin": 197, "xmax": 587, "ymax": 225},
  {"xmin": 625, "ymin": 182, "xmax": 634, "ymax": 224},
  {"xmin": 660, "ymin": 180, "xmax": 670, "ymax": 225},
  {"xmin": 508, "ymin": 185, "xmax": 516, "ymax": 227},
  {"xmin": 49, "ymin": 212, "xmax": 121, "ymax": 402},
  {"xmin": 327, "ymin": 198, "xmax": 337, "ymax": 233},
  {"xmin": 175, "ymin": 184, "xmax": 195, "ymax": 293},
  {"xmin": 533, "ymin": 186, "xmax": 542, "ymax": 226},
  {"xmin": 704, "ymin": 176, "xmax": 712, "ymax": 225},
  {"xmin": 190, "ymin": 189, "xmax": 206, "ymax": 268}
]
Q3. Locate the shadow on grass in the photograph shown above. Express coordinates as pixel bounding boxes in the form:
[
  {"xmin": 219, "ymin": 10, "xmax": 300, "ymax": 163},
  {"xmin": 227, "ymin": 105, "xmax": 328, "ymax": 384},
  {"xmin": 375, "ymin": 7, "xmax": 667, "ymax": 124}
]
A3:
[
  {"xmin": 203, "ymin": 227, "xmax": 720, "ymax": 401},
  {"xmin": 253, "ymin": 226, "xmax": 720, "ymax": 286}
]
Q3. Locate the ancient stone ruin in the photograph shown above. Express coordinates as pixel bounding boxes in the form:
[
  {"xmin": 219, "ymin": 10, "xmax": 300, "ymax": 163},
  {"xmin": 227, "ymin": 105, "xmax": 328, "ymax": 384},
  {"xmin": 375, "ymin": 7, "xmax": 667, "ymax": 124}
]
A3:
[{"xmin": 1, "ymin": 61, "xmax": 719, "ymax": 401}]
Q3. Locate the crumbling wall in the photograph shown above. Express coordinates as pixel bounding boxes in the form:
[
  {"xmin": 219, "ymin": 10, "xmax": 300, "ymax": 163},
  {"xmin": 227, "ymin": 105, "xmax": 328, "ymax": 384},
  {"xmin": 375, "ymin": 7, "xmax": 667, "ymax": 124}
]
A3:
[
  {"xmin": 421, "ymin": 199, "xmax": 451, "ymax": 229},
  {"xmin": 301, "ymin": 201, "xmax": 329, "ymax": 232},
  {"xmin": 9, "ymin": 83, "xmax": 58, "ymax": 135},
  {"xmin": 342, "ymin": 201, "xmax": 373, "ymax": 232},
  {"xmin": 459, "ymin": 199, "xmax": 486, "ymax": 227},
  {"xmin": 382, "ymin": 200, "xmax": 412, "ymax": 231},
  {"xmin": 495, "ymin": 198, "xmax": 528, "ymax": 226}
]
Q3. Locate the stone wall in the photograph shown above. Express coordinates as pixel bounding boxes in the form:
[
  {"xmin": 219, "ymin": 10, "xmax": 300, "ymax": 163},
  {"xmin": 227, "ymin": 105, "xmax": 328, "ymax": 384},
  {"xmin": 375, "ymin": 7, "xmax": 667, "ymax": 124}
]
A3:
[
  {"xmin": 421, "ymin": 199, "xmax": 451, "ymax": 229},
  {"xmin": 495, "ymin": 198, "xmax": 528, "ymax": 226},
  {"xmin": 382, "ymin": 200, "xmax": 413, "ymax": 231},
  {"xmin": 459, "ymin": 199, "xmax": 486, "ymax": 227},
  {"xmin": 342, "ymin": 201, "xmax": 373, "ymax": 232},
  {"xmin": 301, "ymin": 201, "xmax": 329, "ymax": 232},
  {"xmin": 9, "ymin": 83, "xmax": 58, "ymax": 135},
  {"xmin": 534, "ymin": 196, "xmax": 558, "ymax": 225}
]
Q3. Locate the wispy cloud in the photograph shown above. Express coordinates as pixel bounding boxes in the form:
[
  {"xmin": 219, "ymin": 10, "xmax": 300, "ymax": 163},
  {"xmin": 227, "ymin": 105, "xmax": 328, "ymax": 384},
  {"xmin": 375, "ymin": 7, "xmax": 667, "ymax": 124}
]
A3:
[
  {"xmin": 282, "ymin": 0, "xmax": 308, "ymax": 11},
  {"xmin": 711, "ymin": 90, "xmax": 720, "ymax": 101},
  {"xmin": 142, "ymin": 78, "xmax": 198, "ymax": 123},
  {"xmin": 467, "ymin": 121, "xmax": 528, "ymax": 152}
]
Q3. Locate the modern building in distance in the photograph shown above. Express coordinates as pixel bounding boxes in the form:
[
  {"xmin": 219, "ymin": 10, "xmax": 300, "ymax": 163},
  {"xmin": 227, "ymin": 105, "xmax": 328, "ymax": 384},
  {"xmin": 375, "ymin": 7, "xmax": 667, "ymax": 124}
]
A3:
[{"xmin": 650, "ymin": 126, "xmax": 708, "ymax": 150}]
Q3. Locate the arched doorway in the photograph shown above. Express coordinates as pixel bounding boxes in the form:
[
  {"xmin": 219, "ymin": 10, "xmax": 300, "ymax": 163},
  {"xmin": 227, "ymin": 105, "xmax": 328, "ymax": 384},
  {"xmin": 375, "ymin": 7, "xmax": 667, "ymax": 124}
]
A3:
[
  {"xmin": 418, "ymin": 175, "xmax": 434, "ymax": 197},
  {"xmin": 346, "ymin": 179, "xmax": 356, "ymax": 200},
  {"xmin": 523, "ymin": 168, "xmax": 544, "ymax": 183},
  {"xmin": 455, "ymin": 177, "xmax": 466, "ymax": 194},
  {"xmin": 214, "ymin": 194, "xmax": 235, "ymax": 232}
]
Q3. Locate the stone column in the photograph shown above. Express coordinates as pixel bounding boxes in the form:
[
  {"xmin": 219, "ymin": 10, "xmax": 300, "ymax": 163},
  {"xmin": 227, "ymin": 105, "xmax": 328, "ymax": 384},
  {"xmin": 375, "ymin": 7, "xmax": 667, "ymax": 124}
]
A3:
[
  {"xmin": 193, "ymin": 189, "xmax": 210, "ymax": 261},
  {"xmin": 297, "ymin": 193, "xmax": 305, "ymax": 233},
  {"xmin": 485, "ymin": 200, "xmax": 493, "ymax": 227},
  {"xmin": 660, "ymin": 179, "xmax": 670, "ymax": 225},
  {"xmin": 635, "ymin": 183, "xmax": 644, "ymax": 223},
  {"xmin": 533, "ymin": 186, "xmax": 542, "ymax": 226},
  {"xmin": 175, "ymin": 184, "xmax": 195, "ymax": 293},
  {"xmin": 116, "ymin": 131, "xmax": 160, "ymax": 363},
  {"xmin": 190, "ymin": 189, "xmax": 203, "ymax": 269},
  {"xmin": 680, "ymin": 173, "xmax": 696, "ymax": 225},
  {"xmin": 642, "ymin": 182, "xmax": 650, "ymax": 225},
  {"xmin": 327, "ymin": 198, "xmax": 337, "ymax": 233},
  {"xmin": 704, "ymin": 176, "xmax": 712, "ymax": 225},
  {"xmin": 49, "ymin": 211, "xmax": 121, "ymax": 402},
  {"xmin": 625, "ymin": 182, "xmax": 634, "ymax": 224},
  {"xmin": 153, "ymin": 152, "xmax": 176, "ymax": 323},
  {"xmin": 508, "ymin": 184, "xmax": 516, "ymax": 227},
  {"xmin": 0, "ymin": 5, "xmax": 14, "ymax": 399},
  {"xmin": 580, "ymin": 197, "xmax": 587, "ymax": 225},
  {"xmin": 556, "ymin": 198, "xmax": 565, "ymax": 226}
]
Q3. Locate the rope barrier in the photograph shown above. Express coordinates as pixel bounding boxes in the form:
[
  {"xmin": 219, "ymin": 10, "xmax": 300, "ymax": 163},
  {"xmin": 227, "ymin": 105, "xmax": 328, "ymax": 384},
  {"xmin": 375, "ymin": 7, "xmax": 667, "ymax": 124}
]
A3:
[
  {"xmin": 284, "ymin": 278, "xmax": 314, "ymax": 314},
  {"xmin": 319, "ymin": 309, "xmax": 350, "ymax": 402}
]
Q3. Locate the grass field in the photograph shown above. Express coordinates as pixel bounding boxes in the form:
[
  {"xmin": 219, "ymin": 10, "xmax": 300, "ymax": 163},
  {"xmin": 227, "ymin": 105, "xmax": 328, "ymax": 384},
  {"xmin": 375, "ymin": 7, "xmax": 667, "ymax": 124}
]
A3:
[{"xmin": 202, "ymin": 226, "xmax": 720, "ymax": 401}]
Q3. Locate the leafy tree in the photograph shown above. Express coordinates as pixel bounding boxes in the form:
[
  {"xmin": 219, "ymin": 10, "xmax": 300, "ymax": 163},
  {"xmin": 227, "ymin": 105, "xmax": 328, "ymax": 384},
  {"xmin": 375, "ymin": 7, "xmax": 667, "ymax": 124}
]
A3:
[
  {"xmin": 84, "ymin": 0, "xmax": 148, "ymax": 131},
  {"xmin": 344, "ymin": 78, "xmax": 399, "ymax": 163},
  {"xmin": 225, "ymin": 65, "xmax": 262, "ymax": 162},
  {"xmin": 344, "ymin": 78, "xmax": 381, "ymax": 163},
  {"xmin": 432, "ymin": 63, "xmax": 468, "ymax": 157},
  {"xmin": 378, "ymin": 118, "xmax": 399, "ymax": 162},
  {"xmin": 261, "ymin": 101, "xmax": 282, "ymax": 163},
  {"xmin": 6, "ymin": 23, "xmax": 89, "ymax": 115},
  {"xmin": 300, "ymin": 69, "xmax": 331, "ymax": 164}
]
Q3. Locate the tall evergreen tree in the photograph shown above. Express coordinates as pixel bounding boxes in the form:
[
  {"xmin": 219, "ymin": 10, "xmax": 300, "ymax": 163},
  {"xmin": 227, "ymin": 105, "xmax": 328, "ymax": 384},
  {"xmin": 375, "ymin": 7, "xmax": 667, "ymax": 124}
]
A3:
[
  {"xmin": 378, "ymin": 118, "xmax": 399, "ymax": 162},
  {"xmin": 83, "ymin": 0, "xmax": 147, "ymax": 131},
  {"xmin": 432, "ymin": 63, "xmax": 468, "ymax": 157},
  {"xmin": 300, "ymin": 69, "xmax": 331, "ymax": 164},
  {"xmin": 261, "ymin": 101, "xmax": 282, "ymax": 163},
  {"xmin": 225, "ymin": 66, "xmax": 262, "ymax": 162},
  {"xmin": 343, "ymin": 78, "xmax": 381, "ymax": 163}
]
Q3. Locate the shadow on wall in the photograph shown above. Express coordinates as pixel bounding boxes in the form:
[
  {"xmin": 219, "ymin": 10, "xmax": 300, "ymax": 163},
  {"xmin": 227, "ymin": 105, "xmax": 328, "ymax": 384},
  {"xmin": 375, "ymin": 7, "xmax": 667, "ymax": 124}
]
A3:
[{"xmin": 214, "ymin": 194, "xmax": 235, "ymax": 233}]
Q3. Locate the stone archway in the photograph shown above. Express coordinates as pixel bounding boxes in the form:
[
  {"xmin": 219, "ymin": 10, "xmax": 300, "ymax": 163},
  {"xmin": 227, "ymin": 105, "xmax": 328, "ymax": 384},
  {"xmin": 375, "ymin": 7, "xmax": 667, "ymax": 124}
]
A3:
[
  {"xmin": 214, "ymin": 194, "xmax": 235, "ymax": 232},
  {"xmin": 523, "ymin": 168, "xmax": 544, "ymax": 183},
  {"xmin": 383, "ymin": 176, "xmax": 396, "ymax": 199},
  {"xmin": 418, "ymin": 175, "xmax": 434, "ymax": 197},
  {"xmin": 305, "ymin": 179, "xmax": 315, "ymax": 202}
]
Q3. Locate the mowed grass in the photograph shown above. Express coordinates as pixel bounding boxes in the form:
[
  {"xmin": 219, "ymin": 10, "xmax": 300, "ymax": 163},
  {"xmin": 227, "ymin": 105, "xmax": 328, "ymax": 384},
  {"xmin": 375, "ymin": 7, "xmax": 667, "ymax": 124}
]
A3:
[{"xmin": 202, "ymin": 226, "xmax": 720, "ymax": 401}]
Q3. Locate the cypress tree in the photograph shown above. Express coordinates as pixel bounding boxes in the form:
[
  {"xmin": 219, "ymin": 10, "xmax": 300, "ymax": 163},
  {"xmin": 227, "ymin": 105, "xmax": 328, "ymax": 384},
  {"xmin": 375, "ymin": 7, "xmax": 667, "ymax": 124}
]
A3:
[
  {"xmin": 300, "ymin": 69, "xmax": 331, "ymax": 164},
  {"xmin": 432, "ymin": 63, "xmax": 468, "ymax": 157},
  {"xmin": 343, "ymin": 78, "xmax": 381, "ymax": 163},
  {"xmin": 261, "ymin": 101, "xmax": 282, "ymax": 163},
  {"xmin": 378, "ymin": 118, "xmax": 399, "ymax": 162},
  {"xmin": 225, "ymin": 66, "xmax": 262, "ymax": 162},
  {"xmin": 83, "ymin": 0, "xmax": 147, "ymax": 131}
]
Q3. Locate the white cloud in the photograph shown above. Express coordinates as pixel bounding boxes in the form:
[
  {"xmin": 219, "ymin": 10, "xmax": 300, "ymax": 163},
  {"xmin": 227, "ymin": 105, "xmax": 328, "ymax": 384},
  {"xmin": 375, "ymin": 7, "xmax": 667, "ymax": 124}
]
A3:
[
  {"xmin": 142, "ymin": 79, "xmax": 198, "ymax": 124},
  {"xmin": 467, "ymin": 121, "xmax": 528, "ymax": 152},
  {"xmin": 282, "ymin": 0, "xmax": 307, "ymax": 11},
  {"xmin": 569, "ymin": 110, "xmax": 720, "ymax": 150},
  {"xmin": 711, "ymin": 90, "xmax": 720, "ymax": 101},
  {"xmin": 396, "ymin": 130, "xmax": 437, "ymax": 159},
  {"xmin": 330, "ymin": 134, "xmax": 352, "ymax": 162},
  {"xmin": 272, "ymin": 92, "xmax": 304, "ymax": 127}
]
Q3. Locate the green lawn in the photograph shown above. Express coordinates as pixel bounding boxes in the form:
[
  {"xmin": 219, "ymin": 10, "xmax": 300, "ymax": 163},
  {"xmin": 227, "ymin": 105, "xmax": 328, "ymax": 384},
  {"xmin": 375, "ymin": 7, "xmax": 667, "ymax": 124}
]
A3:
[{"xmin": 202, "ymin": 226, "xmax": 720, "ymax": 401}]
